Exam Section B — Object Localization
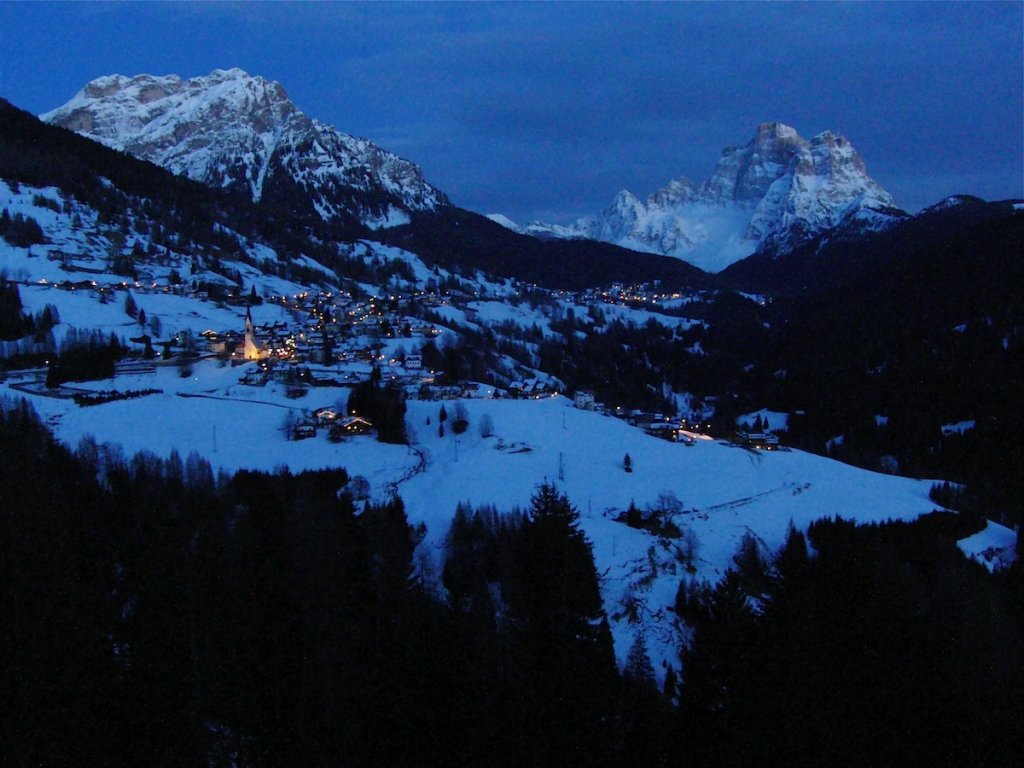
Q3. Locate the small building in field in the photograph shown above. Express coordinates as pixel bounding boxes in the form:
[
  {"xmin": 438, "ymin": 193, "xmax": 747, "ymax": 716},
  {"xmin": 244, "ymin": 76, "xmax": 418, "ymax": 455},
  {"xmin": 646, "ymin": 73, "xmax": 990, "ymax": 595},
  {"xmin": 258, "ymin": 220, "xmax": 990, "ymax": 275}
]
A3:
[
  {"xmin": 313, "ymin": 406, "xmax": 341, "ymax": 427},
  {"xmin": 240, "ymin": 367, "xmax": 270, "ymax": 386},
  {"xmin": 738, "ymin": 431, "xmax": 780, "ymax": 450},
  {"xmin": 293, "ymin": 420, "xmax": 317, "ymax": 440},
  {"xmin": 574, "ymin": 390, "xmax": 596, "ymax": 410},
  {"xmin": 644, "ymin": 422, "xmax": 682, "ymax": 442},
  {"xmin": 330, "ymin": 416, "xmax": 374, "ymax": 439}
]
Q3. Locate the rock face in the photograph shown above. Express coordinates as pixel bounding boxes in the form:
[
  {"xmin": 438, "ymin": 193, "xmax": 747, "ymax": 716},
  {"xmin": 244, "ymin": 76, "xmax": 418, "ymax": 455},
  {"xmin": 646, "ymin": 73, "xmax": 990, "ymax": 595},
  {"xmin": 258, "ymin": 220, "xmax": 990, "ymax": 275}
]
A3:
[
  {"xmin": 42, "ymin": 68, "xmax": 447, "ymax": 229},
  {"xmin": 502, "ymin": 122, "xmax": 904, "ymax": 273}
]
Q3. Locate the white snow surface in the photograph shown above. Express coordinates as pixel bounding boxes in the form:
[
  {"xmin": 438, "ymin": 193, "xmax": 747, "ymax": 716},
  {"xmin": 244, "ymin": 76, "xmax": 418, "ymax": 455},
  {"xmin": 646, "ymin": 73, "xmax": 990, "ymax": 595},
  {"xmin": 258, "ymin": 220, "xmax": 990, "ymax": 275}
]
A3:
[
  {"xmin": 941, "ymin": 419, "xmax": 976, "ymax": 436},
  {"xmin": 957, "ymin": 520, "xmax": 1018, "ymax": 572}
]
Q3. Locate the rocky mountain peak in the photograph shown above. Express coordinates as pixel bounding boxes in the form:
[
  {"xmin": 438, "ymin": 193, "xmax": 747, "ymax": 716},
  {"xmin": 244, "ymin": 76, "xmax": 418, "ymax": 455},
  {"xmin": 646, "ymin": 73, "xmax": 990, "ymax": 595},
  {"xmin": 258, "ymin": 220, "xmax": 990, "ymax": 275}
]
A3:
[
  {"xmin": 700, "ymin": 121, "xmax": 809, "ymax": 205},
  {"xmin": 42, "ymin": 68, "xmax": 447, "ymax": 228},
  {"xmin": 754, "ymin": 121, "xmax": 800, "ymax": 142},
  {"xmin": 494, "ymin": 123, "xmax": 903, "ymax": 273}
]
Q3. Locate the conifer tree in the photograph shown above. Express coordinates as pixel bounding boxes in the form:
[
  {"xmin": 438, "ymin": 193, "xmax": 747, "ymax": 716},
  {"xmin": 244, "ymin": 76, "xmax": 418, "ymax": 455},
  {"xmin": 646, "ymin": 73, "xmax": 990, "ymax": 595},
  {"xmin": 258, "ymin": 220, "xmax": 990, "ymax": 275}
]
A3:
[
  {"xmin": 510, "ymin": 481, "xmax": 617, "ymax": 761},
  {"xmin": 624, "ymin": 632, "xmax": 655, "ymax": 686}
]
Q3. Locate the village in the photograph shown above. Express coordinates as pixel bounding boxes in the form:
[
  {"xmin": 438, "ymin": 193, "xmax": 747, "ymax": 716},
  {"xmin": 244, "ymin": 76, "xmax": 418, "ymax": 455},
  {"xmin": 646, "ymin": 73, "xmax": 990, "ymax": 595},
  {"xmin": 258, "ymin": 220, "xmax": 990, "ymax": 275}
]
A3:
[{"xmin": 9, "ymin": 274, "xmax": 785, "ymax": 449}]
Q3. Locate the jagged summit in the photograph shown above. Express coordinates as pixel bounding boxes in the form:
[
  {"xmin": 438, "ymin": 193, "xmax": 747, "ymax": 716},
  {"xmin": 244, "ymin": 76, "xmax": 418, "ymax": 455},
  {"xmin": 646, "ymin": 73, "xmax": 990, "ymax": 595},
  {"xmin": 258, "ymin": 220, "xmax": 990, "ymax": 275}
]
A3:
[
  {"xmin": 496, "ymin": 122, "xmax": 903, "ymax": 273},
  {"xmin": 42, "ymin": 68, "xmax": 448, "ymax": 230},
  {"xmin": 699, "ymin": 121, "xmax": 807, "ymax": 205}
]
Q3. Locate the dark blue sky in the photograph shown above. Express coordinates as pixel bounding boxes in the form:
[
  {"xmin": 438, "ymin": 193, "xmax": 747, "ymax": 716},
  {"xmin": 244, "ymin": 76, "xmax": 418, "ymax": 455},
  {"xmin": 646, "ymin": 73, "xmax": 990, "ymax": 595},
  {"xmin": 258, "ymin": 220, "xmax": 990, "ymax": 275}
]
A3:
[{"xmin": 1, "ymin": 2, "xmax": 1021, "ymax": 222}]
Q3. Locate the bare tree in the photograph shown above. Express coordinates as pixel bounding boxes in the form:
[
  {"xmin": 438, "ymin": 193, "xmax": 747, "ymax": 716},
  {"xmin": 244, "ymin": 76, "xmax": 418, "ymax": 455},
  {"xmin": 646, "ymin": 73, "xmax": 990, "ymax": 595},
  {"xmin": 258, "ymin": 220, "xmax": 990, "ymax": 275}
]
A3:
[
  {"xmin": 348, "ymin": 475, "xmax": 371, "ymax": 501},
  {"xmin": 281, "ymin": 410, "xmax": 299, "ymax": 441},
  {"xmin": 678, "ymin": 527, "xmax": 700, "ymax": 571},
  {"xmin": 452, "ymin": 400, "xmax": 469, "ymax": 434},
  {"xmin": 651, "ymin": 490, "xmax": 683, "ymax": 516}
]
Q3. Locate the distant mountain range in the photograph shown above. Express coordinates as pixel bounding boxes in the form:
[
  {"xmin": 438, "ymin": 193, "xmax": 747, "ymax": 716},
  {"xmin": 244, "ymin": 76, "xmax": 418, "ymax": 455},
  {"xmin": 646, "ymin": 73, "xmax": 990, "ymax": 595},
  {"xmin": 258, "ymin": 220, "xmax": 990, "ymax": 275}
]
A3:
[
  {"xmin": 42, "ymin": 69, "xmax": 910, "ymax": 273},
  {"xmin": 491, "ymin": 122, "xmax": 904, "ymax": 272}
]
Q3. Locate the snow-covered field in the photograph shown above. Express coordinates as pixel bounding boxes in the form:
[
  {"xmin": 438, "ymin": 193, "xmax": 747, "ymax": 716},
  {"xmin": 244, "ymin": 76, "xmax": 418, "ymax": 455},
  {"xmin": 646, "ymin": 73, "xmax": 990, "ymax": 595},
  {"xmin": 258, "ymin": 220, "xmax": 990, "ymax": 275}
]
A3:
[
  {"xmin": 958, "ymin": 520, "xmax": 1018, "ymax": 572},
  {"xmin": 2, "ymin": 358, "xmax": 951, "ymax": 679}
]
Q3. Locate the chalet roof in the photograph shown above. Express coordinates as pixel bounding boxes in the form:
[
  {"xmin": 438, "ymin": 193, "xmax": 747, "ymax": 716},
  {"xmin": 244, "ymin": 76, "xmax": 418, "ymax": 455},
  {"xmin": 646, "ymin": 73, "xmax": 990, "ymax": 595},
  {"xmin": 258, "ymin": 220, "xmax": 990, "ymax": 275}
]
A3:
[{"xmin": 338, "ymin": 415, "xmax": 373, "ymax": 428}]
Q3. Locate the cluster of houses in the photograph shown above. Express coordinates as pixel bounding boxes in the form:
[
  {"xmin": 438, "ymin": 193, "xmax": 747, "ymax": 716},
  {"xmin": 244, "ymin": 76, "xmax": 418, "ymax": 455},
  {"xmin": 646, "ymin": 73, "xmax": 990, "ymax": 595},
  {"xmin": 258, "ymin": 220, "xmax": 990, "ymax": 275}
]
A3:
[
  {"xmin": 572, "ymin": 388, "xmax": 785, "ymax": 448},
  {"xmin": 219, "ymin": 290, "xmax": 443, "ymax": 366},
  {"xmin": 291, "ymin": 407, "xmax": 373, "ymax": 441},
  {"xmin": 179, "ymin": 286, "xmax": 443, "ymax": 374},
  {"xmin": 735, "ymin": 430, "xmax": 781, "ymax": 450},
  {"xmin": 555, "ymin": 281, "xmax": 702, "ymax": 308},
  {"xmin": 508, "ymin": 378, "xmax": 561, "ymax": 399},
  {"xmin": 34, "ymin": 276, "xmax": 206, "ymax": 301},
  {"xmin": 573, "ymin": 389, "xmax": 704, "ymax": 445}
]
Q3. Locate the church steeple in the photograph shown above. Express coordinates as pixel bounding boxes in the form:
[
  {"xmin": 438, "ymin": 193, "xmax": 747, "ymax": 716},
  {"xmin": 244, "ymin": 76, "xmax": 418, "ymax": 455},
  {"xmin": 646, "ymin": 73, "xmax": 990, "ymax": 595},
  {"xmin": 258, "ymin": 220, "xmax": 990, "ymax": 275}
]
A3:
[{"xmin": 243, "ymin": 304, "xmax": 260, "ymax": 360}]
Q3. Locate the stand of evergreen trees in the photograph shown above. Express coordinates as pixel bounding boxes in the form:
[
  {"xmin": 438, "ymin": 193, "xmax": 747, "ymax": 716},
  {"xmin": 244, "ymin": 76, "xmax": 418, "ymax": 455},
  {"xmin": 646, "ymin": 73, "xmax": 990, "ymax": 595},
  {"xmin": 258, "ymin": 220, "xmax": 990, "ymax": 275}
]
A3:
[
  {"xmin": 45, "ymin": 329, "xmax": 126, "ymax": 387},
  {"xmin": 677, "ymin": 517, "xmax": 1023, "ymax": 766},
  {"xmin": 0, "ymin": 279, "xmax": 59, "ymax": 347},
  {"xmin": 0, "ymin": 208, "xmax": 45, "ymax": 247},
  {"xmin": 4, "ymin": 394, "xmax": 1020, "ymax": 766},
  {"xmin": 0, "ymin": 398, "xmax": 668, "ymax": 765},
  {"xmin": 346, "ymin": 368, "xmax": 409, "ymax": 444}
]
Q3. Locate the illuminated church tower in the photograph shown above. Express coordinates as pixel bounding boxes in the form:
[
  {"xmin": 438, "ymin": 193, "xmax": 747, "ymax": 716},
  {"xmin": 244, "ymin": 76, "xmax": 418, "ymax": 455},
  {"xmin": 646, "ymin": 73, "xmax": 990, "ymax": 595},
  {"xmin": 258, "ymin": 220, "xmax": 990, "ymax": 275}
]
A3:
[{"xmin": 243, "ymin": 305, "xmax": 261, "ymax": 360}]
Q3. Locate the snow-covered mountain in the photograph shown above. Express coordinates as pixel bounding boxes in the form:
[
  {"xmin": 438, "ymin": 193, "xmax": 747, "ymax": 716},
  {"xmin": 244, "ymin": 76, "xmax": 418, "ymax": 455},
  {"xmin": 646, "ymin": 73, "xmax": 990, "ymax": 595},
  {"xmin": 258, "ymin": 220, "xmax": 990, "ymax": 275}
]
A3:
[
  {"xmin": 485, "ymin": 213, "xmax": 587, "ymax": 241},
  {"xmin": 41, "ymin": 68, "xmax": 447, "ymax": 229},
  {"xmin": 496, "ymin": 123, "xmax": 904, "ymax": 273}
]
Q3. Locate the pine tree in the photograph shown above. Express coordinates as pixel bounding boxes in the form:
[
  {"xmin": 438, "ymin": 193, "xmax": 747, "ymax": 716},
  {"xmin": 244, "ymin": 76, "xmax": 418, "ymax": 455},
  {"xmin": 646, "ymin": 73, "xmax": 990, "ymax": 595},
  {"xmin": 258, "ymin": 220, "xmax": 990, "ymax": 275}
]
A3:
[
  {"xmin": 774, "ymin": 522, "xmax": 810, "ymax": 589},
  {"xmin": 510, "ymin": 481, "xmax": 618, "ymax": 761},
  {"xmin": 624, "ymin": 632, "xmax": 655, "ymax": 686},
  {"xmin": 516, "ymin": 482, "xmax": 613, "ymax": 652},
  {"xmin": 733, "ymin": 530, "xmax": 769, "ymax": 596}
]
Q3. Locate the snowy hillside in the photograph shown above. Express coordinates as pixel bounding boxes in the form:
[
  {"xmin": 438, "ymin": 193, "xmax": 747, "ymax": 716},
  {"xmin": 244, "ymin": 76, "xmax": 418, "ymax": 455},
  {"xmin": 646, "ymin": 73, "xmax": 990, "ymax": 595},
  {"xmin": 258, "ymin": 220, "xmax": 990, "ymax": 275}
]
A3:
[
  {"xmin": 4, "ymin": 355, "xmax": 945, "ymax": 679},
  {"xmin": 41, "ymin": 68, "xmax": 448, "ymax": 228},
  {"xmin": 495, "ymin": 123, "xmax": 904, "ymax": 272}
]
